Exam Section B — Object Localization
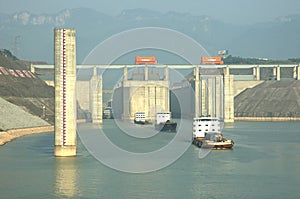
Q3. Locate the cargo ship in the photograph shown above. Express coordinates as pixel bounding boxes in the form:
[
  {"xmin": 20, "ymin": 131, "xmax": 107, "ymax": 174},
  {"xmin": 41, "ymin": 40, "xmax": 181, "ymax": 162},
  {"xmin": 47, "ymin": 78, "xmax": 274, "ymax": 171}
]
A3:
[
  {"xmin": 154, "ymin": 112, "xmax": 177, "ymax": 132},
  {"xmin": 192, "ymin": 117, "xmax": 233, "ymax": 149}
]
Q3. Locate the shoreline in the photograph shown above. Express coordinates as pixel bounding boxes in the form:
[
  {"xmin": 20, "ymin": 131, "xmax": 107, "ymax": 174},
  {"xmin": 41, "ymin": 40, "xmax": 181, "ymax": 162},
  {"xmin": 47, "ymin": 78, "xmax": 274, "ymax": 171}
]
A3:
[
  {"xmin": 234, "ymin": 117, "xmax": 300, "ymax": 121},
  {"xmin": 0, "ymin": 125, "xmax": 54, "ymax": 146}
]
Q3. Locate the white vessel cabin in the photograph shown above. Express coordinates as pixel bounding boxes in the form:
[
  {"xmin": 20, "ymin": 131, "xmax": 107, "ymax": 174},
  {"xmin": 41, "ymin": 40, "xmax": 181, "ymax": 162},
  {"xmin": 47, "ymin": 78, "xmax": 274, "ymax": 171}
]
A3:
[
  {"xmin": 134, "ymin": 112, "xmax": 146, "ymax": 124},
  {"xmin": 155, "ymin": 112, "xmax": 171, "ymax": 125},
  {"xmin": 193, "ymin": 117, "xmax": 221, "ymax": 139}
]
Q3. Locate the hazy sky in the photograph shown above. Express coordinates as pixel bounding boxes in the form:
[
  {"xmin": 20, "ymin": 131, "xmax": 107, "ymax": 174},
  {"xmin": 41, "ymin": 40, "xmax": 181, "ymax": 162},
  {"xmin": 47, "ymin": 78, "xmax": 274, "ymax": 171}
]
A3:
[{"xmin": 0, "ymin": 0, "xmax": 300, "ymax": 24}]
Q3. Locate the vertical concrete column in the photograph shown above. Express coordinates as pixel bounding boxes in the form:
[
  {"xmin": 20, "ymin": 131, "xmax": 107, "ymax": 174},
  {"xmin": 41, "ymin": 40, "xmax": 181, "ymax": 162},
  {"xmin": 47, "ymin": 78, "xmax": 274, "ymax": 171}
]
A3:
[
  {"xmin": 144, "ymin": 66, "xmax": 148, "ymax": 81},
  {"xmin": 252, "ymin": 67, "xmax": 257, "ymax": 78},
  {"xmin": 201, "ymin": 79, "xmax": 207, "ymax": 116},
  {"xmin": 122, "ymin": 86, "xmax": 130, "ymax": 120},
  {"xmin": 223, "ymin": 66, "xmax": 230, "ymax": 76},
  {"xmin": 297, "ymin": 64, "xmax": 300, "ymax": 80},
  {"xmin": 224, "ymin": 74, "xmax": 234, "ymax": 123},
  {"xmin": 273, "ymin": 67, "xmax": 277, "ymax": 77},
  {"xmin": 54, "ymin": 29, "xmax": 77, "ymax": 157},
  {"xmin": 207, "ymin": 78, "xmax": 214, "ymax": 117},
  {"xmin": 256, "ymin": 66, "xmax": 260, "ymax": 80},
  {"xmin": 164, "ymin": 66, "xmax": 169, "ymax": 80},
  {"xmin": 194, "ymin": 66, "xmax": 200, "ymax": 117},
  {"xmin": 93, "ymin": 66, "xmax": 97, "ymax": 76},
  {"xmin": 144, "ymin": 85, "xmax": 149, "ymax": 119},
  {"xmin": 164, "ymin": 66, "xmax": 170, "ymax": 113},
  {"xmin": 215, "ymin": 76, "xmax": 222, "ymax": 119},
  {"xmin": 293, "ymin": 66, "xmax": 297, "ymax": 79},
  {"xmin": 30, "ymin": 64, "xmax": 35, "ymax": 73},
  {"xmin": 165, "ymin": 85, "xmax": 170, "ymax": 112},
  {"xmin": 276, "ymin": 66, "xmax": 281, "ymax": 80},
  {"xmin": 123, "ymin": 66, "xmax": 128, "ymax": 81},
  {"xmin": 91, "ymin": 75, "xmax": 102, "ymax": 124}
]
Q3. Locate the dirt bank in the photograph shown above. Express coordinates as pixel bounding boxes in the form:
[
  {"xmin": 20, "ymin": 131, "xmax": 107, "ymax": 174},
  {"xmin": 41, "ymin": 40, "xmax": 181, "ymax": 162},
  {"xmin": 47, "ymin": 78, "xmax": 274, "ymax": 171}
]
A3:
[
  {"xmin": 0, "ymin": 125, "xmax": 54, "ymax": 146},
  {"xmin": 235, "ymin": 117, "xmax": 300, "ymax": 121}
]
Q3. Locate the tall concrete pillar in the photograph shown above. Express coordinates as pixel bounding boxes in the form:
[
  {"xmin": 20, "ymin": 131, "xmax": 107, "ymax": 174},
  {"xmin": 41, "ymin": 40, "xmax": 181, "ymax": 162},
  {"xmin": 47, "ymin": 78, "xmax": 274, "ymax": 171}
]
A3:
[
  {"xmin": 30, "ymin": 64, "xmax": 35, "ymax": 73},
  {"xmin": 144, "ymin": 66, "xmax": 148, "ymax": 81},
  {"xmin": 93, "ymin": 66, "xmax": 97, "ymax": 76},
  {"xmin": 54, "ymin": 29, "xmax": 77, "ymax": 157},
  {"xmin": 276, "ymin": 66, "xmax": 281, "ymax": 80},
  {"xmin": 123, "ymin": 66, "xmax": 128, "ymax": 81},
  {"xmin": 144, "ymin": 86, "xmax": 149, "ymax": 118},
  {"xmin": 194, "ymin": 66, "xmax": 200, "ymax": 117},
  {"xmin": 201, "ymin": 79, "xmax": 207, "ymax": 116},
  {"xmin": 215, "ymin": 76, "xmax": 223, "ymax": 119},
  {"xmin": 165, "ymin": 85, "xmax": 170, "ymax": 112},
  {"xmin": 253, "ymin": 66, "xmax": 260, "ymax": 80},
  {"xmin": 223, "ymin": 66, "xmax": 230, "ymax": 76},
  {"xmin": 253, "ymin": 67, "xmax": 256, "ymax": 78},
  {"xmin": 209, "ymin": 78, "xmax": 215, "ymax": 116},
  {"xmin": 90, "ymin": 75, "xmax": 102, "ymax": 124},
  {"xmin": 224, "ymin": 74, "xmax": 234, "ymax": 123},
  {"xmin": 273, "ymin": 67, "xmax": 277, "ymax": 77},
  {"xmin": 293, "ymin": 66, "xmax": 297, "ymax": 79},
  {"xmin": 297, "ymin": 64, "xmax": 300, "ymax": 80},
  {"xmin": 255, "ymin": 66, "xmax": 260, "ymax": 80},
  {"xmin": 164, "ymin": 66, "xmax": 169, "ymax": 80}
]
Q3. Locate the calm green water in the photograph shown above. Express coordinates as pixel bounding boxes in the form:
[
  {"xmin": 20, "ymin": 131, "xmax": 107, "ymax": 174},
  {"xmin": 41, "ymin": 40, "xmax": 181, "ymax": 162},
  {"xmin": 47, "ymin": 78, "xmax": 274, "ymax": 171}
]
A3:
[{"xmin": 1, "ymin": 121, "xmax": 300, "ymax": 199}]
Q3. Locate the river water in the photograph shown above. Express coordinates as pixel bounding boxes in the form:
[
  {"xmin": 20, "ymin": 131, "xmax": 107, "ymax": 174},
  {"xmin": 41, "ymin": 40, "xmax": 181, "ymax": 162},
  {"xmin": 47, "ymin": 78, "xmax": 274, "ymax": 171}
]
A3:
[{"xmin": 0, "ymin": 121, "xmax": 300, "ymax": 199}]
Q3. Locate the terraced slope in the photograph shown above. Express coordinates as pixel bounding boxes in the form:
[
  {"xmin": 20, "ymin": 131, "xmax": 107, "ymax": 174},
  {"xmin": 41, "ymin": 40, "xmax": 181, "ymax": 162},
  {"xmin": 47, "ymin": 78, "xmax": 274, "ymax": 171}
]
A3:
[{"xmin": 234, "ymin": 80, "xmax": 300, "ymax": 117}]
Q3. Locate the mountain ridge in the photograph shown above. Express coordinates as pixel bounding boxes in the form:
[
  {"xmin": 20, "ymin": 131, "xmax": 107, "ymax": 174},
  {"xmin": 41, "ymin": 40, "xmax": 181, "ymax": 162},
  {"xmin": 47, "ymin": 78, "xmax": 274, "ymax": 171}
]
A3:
[{"xmin": 0, "ymin": 8, "xmax": 299, "ymax": 63}]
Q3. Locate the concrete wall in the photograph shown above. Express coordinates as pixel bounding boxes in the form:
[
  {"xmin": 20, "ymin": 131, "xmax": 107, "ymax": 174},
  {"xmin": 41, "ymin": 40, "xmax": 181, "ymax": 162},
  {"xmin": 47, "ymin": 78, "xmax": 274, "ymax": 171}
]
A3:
[
  {"xmin": 76, "ymin": 81, "xmax": 90, "ymax": 111},
  {"xmin": 123, "ymin": 80, "xmax": 169, "ymax": 121}
]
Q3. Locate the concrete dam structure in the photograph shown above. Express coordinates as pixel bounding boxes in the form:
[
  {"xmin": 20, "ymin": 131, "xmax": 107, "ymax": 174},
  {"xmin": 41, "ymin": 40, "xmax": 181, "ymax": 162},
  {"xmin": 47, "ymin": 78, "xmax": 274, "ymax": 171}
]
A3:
[
  {"xmin": 32, "ymin": 63, "xmax": 300, "ymax": 125},
  {"xmin": 112, "ymin": 66, "xmax": 169, "ymax": 121}
]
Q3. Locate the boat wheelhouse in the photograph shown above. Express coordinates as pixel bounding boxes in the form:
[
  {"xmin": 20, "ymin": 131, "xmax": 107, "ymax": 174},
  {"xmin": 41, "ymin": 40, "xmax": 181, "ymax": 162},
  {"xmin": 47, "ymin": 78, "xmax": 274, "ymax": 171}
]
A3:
[
  {"xmin": 192, "ymin": 117, "xmax": 221, "ymax": 140},
  {"xmin": 155, "ymin": 112, "xmax": 177, "ymax": 132},
  {"xmin": 134, "ymin": 112, "xmax": 147, "ymax": 124}
]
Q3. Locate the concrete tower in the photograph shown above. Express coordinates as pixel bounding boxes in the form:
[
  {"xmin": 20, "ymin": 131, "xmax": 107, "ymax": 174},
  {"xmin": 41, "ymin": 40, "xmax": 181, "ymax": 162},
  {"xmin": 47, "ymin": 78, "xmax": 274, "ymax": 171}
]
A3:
[{"xmin": 54, "ymin": 29, "xmax": 77, "ymax": 156}]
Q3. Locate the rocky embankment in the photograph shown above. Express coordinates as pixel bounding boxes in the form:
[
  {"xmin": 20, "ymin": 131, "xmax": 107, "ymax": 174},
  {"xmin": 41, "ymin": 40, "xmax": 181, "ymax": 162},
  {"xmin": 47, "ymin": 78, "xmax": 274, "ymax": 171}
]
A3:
[
  {"xmin": 0, "ymin": 49, "xmax": 55, "ymax": 146},
  {"xmin": 235, "ymin": 80, "xmax": 300, "ymax": 120},
  {"xmin": 0, "ymin": 97, "xmax": 53, "ymax": 145},
  {"xmin": 0, "ymin": 126, "xmax": 54, "ymax": 146}
]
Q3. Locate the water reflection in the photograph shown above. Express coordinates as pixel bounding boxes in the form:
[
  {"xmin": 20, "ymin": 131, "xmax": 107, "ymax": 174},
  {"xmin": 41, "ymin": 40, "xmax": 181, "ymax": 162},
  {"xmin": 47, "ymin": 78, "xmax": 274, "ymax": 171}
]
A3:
[{"xmin": 54, "ymin": 157, "xmax": 80, "ymax": 198}]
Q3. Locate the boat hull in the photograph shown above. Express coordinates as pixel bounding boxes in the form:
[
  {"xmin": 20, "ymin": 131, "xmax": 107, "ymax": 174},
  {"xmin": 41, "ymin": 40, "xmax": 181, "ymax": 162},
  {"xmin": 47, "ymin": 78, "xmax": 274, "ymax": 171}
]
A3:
[
  {"xmin": 134, "ymin": 120, "xmax": 150, "ymax": 125},
  {"xmin": 155, "ymin": 122, "xmax": 177, "ymax": 132},
  {"xmin": 192, "ymin": 138, "xmax": 234, "ymax": 149}
]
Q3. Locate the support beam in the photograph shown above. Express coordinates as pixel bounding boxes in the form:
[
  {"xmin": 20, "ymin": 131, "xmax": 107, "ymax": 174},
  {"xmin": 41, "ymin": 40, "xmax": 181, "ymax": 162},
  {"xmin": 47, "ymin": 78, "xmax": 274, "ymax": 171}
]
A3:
[
  {"xmin": 224, "ymin": 75, "xmax": 234, "ymax": 123},
  {"xmin": 223, "ymin": 66, "xmax": 230, "ymax": 76},
  {"xmin": 144, "ymin": 66, "xmax": 148, "ymax": 81},
  {"xmin": 123, "ymin": 66, "xmax": 127, "ymax": 81},
  {"xmin": 276, "ymin": 66, "xmax": 281, "ymax": 80},
  {"xmin": 164, "ymin": 66, "xmax": 169, "ymax": 81},
  {"xmin": 256, "ymin": 66, "xmax": 260, "ymax": 80},
  {"xmin": 293, "ymin": 66, "xmax": 297, "ymax": 79},
  {"xmin": 91, "ymin": 75, "xmax": 102, "ymax": 124},
  {"xmin": 298, "ymin": 64, "xmax": 300, "ymax": 80},
  {"xmin": 30, "ymin": 64, "xmax": 35, "ymax": 73},
  {"xmin": 194, "ymin": 66, "xmax": 200, "ymax": 117},
  {"xmin": 54, "ymin": 29, "xmax": 77, "ymax": 157},
  {"xmin": 201, "ymin": 79, "xmax": 207, "ymax": 116},
  {"xmin": 273, "ymin": 67, "xmax": 277, "ymax": 77}
]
